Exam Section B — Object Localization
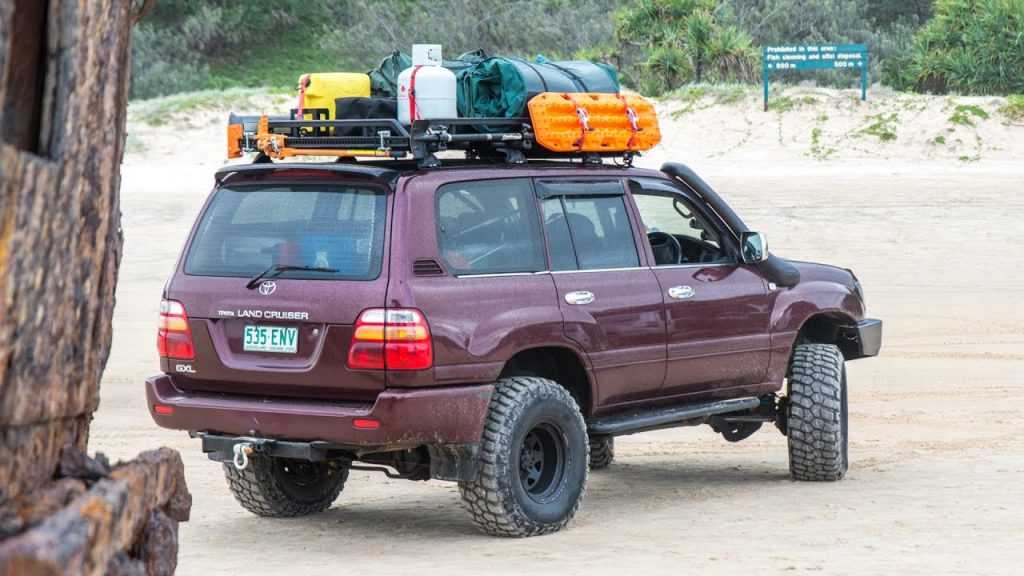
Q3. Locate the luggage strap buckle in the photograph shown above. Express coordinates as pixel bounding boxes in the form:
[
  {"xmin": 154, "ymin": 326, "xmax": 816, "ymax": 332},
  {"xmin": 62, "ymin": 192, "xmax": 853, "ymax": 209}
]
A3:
[
  {"xmin": 565, "ymin": 94, "xmax": 592, "ymax": 150},
  {"xmin": 617, "ymin": 94, "xmax": 640, "ymax": 150}
]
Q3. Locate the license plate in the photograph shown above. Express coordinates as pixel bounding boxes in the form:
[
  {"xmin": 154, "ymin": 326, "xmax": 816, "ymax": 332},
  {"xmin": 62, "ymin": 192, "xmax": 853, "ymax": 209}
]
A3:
[{"xmin": 243, "ymin": 325, "xmax": 298, "ymax": 354}]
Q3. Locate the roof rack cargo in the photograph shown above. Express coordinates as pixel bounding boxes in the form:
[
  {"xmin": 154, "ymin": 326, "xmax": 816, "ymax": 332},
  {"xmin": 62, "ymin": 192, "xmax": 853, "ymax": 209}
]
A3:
[{"xmin": 226, "ymin": 92, "xmax": 661, "ymax": 168}]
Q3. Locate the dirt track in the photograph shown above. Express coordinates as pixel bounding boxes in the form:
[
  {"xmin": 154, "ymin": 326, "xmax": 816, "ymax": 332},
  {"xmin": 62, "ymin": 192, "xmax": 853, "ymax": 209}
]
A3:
[{"xmin": 90, "ymin": 90, "xmax": 1024, "ymax": 575}]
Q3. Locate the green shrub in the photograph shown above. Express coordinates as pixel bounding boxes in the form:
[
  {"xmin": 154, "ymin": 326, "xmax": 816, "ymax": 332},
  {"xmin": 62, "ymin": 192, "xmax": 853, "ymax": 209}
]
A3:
[
  {"xmin": 132, "ymin": 0, "xmax": 343, "ymax": 99},
  {"xmin": 949, "ymin": 104, "xmax": 990, "ymax": 126},
  {"xmin": 998, "ymin": 94, "xmax": 1024, "ymax": 120},
  {"xmin": 859, "ymin": 113, "xmax": 899, "ymax": 141},
  {"xmin": 903, "ymin": 0, "xmax": 1024, "ymax": 95},
  {"xmin": 614, "ymin": 0, "xmax": 757, "ymax": 95}
]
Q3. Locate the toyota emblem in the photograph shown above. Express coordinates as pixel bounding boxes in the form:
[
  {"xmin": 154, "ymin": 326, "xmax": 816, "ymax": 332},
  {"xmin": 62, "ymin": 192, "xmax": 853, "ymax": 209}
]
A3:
[{"xmin": 258, "ymin": 281, "xmax": 277, "ymax": 296}]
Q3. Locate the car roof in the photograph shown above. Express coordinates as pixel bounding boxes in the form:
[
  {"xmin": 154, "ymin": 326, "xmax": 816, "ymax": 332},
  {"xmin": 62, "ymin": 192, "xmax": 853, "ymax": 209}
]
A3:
[{"xmin": 214, "ymin": 160, "xmax": 667, "ymax": 188}]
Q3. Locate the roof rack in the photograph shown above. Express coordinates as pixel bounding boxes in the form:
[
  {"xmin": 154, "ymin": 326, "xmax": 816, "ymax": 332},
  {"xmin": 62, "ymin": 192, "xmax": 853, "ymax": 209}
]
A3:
[{"xmin": 227, "ymin": 92, "xmax": 660, "ymax": 168}]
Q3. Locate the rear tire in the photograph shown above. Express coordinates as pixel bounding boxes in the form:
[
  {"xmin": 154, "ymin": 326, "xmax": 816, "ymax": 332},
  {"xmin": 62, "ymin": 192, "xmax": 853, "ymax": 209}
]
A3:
[
  {"xmin": 223, "ymin": 456, "xmax": 348, "ymax": 517},
  {"xmin": 588, "ymin": 435, "xmax": 615, "ymax": 470},
  {"xmin": 459, "ymin": 377, "xmax": 588, "ymax": 537},
  {"xmin": 786, "ymin": 343, "xmax": 849, "ymax": 481}
]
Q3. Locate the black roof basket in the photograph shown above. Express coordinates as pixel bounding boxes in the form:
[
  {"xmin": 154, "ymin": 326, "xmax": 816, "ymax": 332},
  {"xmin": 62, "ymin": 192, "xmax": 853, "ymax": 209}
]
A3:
[{"xmin": 227, "ymin": 112, "xmax": 636, "ymax": 168}]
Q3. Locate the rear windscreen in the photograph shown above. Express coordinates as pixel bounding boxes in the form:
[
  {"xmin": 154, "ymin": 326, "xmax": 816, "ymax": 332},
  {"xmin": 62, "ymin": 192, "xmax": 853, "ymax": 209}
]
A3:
[{"xmin": 184, "ymin": 184, "xmax": 387, "ymax": 280}]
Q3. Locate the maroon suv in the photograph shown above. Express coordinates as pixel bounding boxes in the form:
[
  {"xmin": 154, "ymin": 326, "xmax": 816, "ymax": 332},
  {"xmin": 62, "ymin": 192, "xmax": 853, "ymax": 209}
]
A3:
[{"xmin": 146, "ymin": 160, "xmax": 881, "ymax": 537}]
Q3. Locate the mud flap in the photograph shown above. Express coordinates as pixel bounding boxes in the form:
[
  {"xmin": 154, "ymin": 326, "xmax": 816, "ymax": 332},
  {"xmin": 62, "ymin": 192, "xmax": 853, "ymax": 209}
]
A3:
[{"xmin": 427, "ymin": 444, "xmax": 481, "ymax": 482}]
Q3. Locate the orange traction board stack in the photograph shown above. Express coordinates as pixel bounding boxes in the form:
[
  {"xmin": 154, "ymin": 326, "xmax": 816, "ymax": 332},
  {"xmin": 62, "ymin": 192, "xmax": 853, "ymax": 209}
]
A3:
[{"xmin": 527, "ymin": 92, "xmax": 661, "ymax": 153}]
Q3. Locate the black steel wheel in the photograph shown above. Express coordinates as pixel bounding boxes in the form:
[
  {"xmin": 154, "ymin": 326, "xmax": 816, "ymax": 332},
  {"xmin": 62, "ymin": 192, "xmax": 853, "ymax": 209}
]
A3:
[
  {"xmin": 518, "ymin": 423, "xmax": 567, "ymax": 500},
  {"xmin": 459, "ymin": 377, "xmax": 588, "ymax": 537}
]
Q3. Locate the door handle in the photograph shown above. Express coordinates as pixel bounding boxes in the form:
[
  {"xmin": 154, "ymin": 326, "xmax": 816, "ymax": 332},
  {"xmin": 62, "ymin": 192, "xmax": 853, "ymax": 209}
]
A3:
[
  {"xmin": 668, "ymin": 285, "xmax": 695, "ymax": 300},
  {"xmin": 564, "ymin": 291, "xmax": 595, "ymax": 305}
]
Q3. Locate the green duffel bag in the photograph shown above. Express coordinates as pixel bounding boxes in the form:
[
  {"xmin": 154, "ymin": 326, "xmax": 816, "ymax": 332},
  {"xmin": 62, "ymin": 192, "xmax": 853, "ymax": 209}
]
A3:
[{"xmin": 456, "ymin": 56, "xmax": 620, "ymax": 121}]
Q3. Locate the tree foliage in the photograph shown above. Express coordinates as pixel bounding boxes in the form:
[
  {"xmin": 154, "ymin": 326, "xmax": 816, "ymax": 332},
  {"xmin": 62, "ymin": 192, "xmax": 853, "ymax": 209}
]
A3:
[
  {"xmin": 322, "ymin": 0, "xmax": 618, "ymax": 67},
  {"xmin": 128, "ymin": 0, "xmax": 1024, "ymax": 99},
  {"xmin": 131, "ymin": 0, "xmax": 336, "ymax": 98},
  {"xmin": 897, "ymin": 0, "xmax": 1024, "ymax": 95},
  {"xmin": 613, "ymin": 0, "xmax": 757, "ymax": 95}
]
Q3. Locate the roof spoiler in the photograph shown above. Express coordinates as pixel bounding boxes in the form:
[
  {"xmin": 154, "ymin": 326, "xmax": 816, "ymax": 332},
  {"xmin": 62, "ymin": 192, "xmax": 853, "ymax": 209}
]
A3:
[{"xmin": 660, "ymin": 162, "xmax": 800, "ymax": 288}]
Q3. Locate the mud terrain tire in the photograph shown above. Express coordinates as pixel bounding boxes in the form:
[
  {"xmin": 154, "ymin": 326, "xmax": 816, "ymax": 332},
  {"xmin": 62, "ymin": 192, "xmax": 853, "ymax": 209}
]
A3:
[
  {"xmin": 786, "ymin": 343, "xmax": 849, "ymax": 481},
  {"xmin": 459, "ymin": 377, "xmax": 588, "ymax": 537},
  {"xmin": 223, "ymin": 456, "xmax": 348, "ymax": 517},
  {"xmin": 588, "ymin": 435, "xmax": 615, "ymax": 470}
]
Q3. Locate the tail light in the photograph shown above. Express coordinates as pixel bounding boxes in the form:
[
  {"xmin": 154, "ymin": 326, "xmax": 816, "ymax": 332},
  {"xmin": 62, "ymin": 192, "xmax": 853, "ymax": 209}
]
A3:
[
  {"xmin": 157, "ymin": 299, "xmax": 195, "ymax": 360},
  {"xmin": 348, "ymin": 308, "xmax": 432, "ymax": 371}
]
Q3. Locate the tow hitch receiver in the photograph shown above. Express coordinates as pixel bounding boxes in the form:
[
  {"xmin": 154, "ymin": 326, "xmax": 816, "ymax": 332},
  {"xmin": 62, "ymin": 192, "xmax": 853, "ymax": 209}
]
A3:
[{"xmin": 195, "ymin": 433, "xmax": 353, "ymax": 465}]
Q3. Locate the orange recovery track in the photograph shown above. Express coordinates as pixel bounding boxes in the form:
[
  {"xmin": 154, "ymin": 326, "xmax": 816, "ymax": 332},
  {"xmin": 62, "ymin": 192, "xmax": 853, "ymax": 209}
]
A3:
[{"xmin": 527, "ymin": 92, "xmax": 661, "ymax": 153}]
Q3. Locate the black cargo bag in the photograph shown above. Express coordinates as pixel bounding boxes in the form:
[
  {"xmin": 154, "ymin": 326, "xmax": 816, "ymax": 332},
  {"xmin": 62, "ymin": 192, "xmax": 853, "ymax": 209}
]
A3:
[{"xmin": 333, "ymin": 97, "xmax": 398, "ymax": 136}]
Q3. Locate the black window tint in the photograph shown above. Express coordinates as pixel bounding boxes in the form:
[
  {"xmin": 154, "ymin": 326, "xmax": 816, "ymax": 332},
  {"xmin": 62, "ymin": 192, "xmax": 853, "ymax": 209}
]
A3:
[
  {"xmin": 185, "ymin": 184, "xmax": 387, "ymax": 280},
  {"xmin": 562, "ymin": 196, "xmax": 638, "ymax": 270},
  {"xmin": 541, "ymin": 198, "xmax": 578, "ymax": 271},
  {"xmin": 436, "ymin": 179, "xmax": 545, "ymax": 275}
]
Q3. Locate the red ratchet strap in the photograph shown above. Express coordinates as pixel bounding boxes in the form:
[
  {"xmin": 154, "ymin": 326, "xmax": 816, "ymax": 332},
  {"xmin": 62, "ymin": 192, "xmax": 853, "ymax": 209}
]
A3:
[
  {"xmin": 617, "ymin": 94, "xmax": 640, "ymax": 150},
  {"xmin": 409, "ymin": 65, "xmax": 423, "ymax": 121},
  {"xmin": 564, "ymin": 93, "xmax": 591, "ymax": 150},
  {"xmin": 297, "ymin": 74, "xmax": 310, "ymax": 119}
]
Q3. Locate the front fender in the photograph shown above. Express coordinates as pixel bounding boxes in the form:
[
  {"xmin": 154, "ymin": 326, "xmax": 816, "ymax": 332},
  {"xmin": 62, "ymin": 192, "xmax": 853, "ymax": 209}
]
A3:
[
  {"xmin": 770, "ymin": 280, "xmax": 864, "ymax": 334},
  {"xmin": 765, "ymin": 265, "xmax": 865, "ymax": 383}
]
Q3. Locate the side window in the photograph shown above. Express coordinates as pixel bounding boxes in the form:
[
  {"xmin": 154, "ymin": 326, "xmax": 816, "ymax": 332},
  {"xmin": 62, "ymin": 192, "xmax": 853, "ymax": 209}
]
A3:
[
  {"xmin": 436, "ymin": 179, "xmax": 546, "ymax": 275},
  {"xmin": 541, "ymin": 198, "xmax": 577, "ymax": 271},
  {"xmin": 629, "ymin": 180, "xmax": 731, "ymax": 266},
  {"xmin": 540, "ymin": 194, "xmax": 639, "ymax": 271}
]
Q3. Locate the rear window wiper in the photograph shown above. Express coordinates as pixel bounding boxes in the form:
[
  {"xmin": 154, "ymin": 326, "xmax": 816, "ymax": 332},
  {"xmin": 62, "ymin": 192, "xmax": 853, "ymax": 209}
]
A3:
[{"xmin": 245, "ymin": 264, "xmax": 339, "ymax": 289}]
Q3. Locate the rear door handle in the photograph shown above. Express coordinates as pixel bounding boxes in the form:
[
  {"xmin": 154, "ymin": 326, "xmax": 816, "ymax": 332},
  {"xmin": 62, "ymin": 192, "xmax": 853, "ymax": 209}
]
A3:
[
  {"xmin": 668, "ymin": 285, "xmax": 695, "ymax": 300},
  {"xmin": 564, "ymin": 291, "xmax": 595, "ymax": 305}
]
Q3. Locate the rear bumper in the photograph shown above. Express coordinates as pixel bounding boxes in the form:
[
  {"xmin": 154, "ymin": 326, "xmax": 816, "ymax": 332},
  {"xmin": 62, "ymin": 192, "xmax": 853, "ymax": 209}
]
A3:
[
  {"xmin": 145, "ymin": 374, "xmax": 493, "ymax": 449},
  {"xmin": 853, "ymin": 318, "xmax": 882, "ymax": 358}
]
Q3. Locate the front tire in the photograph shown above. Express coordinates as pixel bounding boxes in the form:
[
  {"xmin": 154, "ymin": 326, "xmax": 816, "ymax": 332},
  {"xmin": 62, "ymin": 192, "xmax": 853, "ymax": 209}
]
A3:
[
  {"xmin": 786, "ymin": 343, "xmax": 849, "ymax": 481},
  {"xmin": 223, "ymin": 456, "xmax": 348, "ymax": 517},
  {"xmin": 459, "ymin": 377, "xmax": 588, "ymax": 537}
]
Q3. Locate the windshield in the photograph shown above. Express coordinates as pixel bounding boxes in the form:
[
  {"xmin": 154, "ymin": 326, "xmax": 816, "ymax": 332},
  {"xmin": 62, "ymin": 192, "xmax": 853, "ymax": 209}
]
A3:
[{"xmin": 184, "ymin": 183, "xmax": 387, "ymax": 281}]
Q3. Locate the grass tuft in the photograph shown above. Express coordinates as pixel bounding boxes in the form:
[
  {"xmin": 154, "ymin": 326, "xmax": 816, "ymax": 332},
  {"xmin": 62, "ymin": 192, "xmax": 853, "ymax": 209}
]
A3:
[
  {"xmin": 859, "ymin": 113, "xmax": 899, "ymax": 141},
  {"xmin": 948, "ymin": 104, "xmax": 989, "ymax": 126},
  {"xmin": 997, "ymin": 95, "xmax": 1024, "ymax": 122}
]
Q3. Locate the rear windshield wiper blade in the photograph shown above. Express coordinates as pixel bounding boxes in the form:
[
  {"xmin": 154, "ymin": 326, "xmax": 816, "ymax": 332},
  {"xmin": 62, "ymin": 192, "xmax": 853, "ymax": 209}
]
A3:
[{"xmin": 245, "ymin": 264, "xmax": 339, "ymax": 289}]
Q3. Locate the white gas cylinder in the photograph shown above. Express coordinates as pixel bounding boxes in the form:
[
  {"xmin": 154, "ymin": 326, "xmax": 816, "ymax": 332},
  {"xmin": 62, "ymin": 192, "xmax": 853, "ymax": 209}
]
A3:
[{"xmin": 397, "ymin": 46, "xmax": 457, "ymax": 125}]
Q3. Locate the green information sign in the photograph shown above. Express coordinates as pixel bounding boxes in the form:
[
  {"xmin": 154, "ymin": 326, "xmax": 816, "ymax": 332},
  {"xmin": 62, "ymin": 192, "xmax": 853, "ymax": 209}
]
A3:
[{"xmin": 763, "ymin": 44, "xmax": 868, "ymax": 111}]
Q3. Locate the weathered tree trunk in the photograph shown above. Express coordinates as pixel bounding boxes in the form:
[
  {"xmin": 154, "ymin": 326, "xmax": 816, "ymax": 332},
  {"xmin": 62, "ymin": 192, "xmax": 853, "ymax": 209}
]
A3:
[{"xmin": 0, "ymin": 1, "xmax": 191, "ymax": 574}]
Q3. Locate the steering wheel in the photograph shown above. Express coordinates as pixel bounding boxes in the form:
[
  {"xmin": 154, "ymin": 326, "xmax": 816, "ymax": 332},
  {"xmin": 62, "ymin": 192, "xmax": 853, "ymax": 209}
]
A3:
[
  {"xmin": 647, "ymin": 231, "xmax": 682, "ymax": 265},
  {"xmin": 677, "ymin": 236, "xmax": 723, "ymax": 264}
]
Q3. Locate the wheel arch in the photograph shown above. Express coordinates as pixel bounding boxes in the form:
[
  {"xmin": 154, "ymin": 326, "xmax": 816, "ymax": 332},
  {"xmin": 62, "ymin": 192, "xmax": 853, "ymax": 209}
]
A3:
[
  {"xmin": 793, "ymin": 310, "xmax": 861, "ymax": 360},
  {"xmin": 498, "ymin": 346, "xmax": 595, "ymax": 418}
]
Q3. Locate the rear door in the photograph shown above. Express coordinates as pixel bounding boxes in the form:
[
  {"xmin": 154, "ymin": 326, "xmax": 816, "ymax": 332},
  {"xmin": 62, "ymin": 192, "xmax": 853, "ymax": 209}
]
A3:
[
  {"xmin": 537, "ymin": 179, "xmax": 667, "ymax": 407},
  {"xmin": 628, "ymin": 177, "xmax": 771, "ymax": 399},
  {"xmin": 165, "ymin": 178, "xmax": 390, "ymax": 401}
]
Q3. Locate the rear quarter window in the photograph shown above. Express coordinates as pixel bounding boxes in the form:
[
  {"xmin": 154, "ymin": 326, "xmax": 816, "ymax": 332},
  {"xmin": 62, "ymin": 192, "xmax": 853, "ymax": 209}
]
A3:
[
  {"xmin": 436, "ymin": 178, "xmax": 546, "ymax": 275},
  {"xmin": 185, "ymin": 184, "xmax": 387, "ymax": 280}
]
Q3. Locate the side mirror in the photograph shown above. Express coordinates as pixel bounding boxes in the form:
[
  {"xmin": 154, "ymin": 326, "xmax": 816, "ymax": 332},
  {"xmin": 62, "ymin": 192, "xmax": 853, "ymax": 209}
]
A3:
[{"xmin": 740, "ymin": 231, "xmax": 768, "ymax": 264}]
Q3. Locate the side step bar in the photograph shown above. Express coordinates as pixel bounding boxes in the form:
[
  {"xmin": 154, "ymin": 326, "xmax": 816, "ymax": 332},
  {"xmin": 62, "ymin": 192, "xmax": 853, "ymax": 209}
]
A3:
[{"xmin": 588, "ymin": 397, "xmax": 761, "ymax": 436}]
